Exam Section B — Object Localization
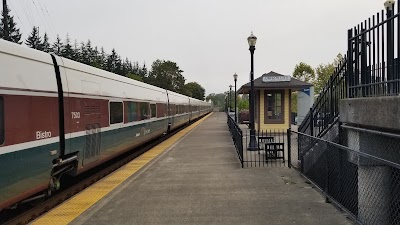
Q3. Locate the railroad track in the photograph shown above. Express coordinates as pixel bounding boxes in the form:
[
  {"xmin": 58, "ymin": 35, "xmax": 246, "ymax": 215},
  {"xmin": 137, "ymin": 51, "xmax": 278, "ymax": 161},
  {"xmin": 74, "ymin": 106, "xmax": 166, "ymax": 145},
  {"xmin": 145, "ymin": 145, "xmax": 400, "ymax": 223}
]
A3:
[{"xmin": 0, "ymin": 116, "xmax": 206, "ymax": 225}]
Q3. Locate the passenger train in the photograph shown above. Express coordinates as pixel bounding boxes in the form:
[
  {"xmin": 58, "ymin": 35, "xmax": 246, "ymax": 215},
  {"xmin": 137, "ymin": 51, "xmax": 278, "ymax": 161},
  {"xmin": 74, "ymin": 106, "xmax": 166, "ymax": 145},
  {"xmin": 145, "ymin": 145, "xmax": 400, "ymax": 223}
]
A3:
[{"xmin": 0, "ymin": 40, "xmax": 212, "ymax": 210}]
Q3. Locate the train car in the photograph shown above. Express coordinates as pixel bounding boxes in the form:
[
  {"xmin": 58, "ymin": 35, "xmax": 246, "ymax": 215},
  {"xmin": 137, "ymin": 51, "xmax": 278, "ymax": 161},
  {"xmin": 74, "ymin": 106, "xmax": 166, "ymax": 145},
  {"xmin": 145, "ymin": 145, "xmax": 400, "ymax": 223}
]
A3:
[{"xmin": 0, "ymin": 40, "xmax": 211, "ymax": 211}]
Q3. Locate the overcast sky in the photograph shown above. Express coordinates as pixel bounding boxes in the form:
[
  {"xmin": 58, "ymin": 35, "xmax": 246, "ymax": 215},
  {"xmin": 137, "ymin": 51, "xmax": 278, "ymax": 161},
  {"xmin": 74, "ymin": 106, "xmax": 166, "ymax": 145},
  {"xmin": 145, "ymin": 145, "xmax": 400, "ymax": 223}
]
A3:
[{"xmin": 7, "ymin": 0, "xmax": 387, "ymax": 95}]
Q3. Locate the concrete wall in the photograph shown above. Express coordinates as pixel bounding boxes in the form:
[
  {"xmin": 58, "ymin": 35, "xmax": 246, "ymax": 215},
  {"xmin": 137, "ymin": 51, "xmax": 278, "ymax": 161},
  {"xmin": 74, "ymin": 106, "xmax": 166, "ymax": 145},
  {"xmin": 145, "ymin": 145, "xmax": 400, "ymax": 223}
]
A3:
[
  {"xmin": 339, "ymin": 96, "xmax": 400, "ymax": 225},
  {"xmin": 339, "ymin": 96, "xmax": 400, "ymax": 131}
]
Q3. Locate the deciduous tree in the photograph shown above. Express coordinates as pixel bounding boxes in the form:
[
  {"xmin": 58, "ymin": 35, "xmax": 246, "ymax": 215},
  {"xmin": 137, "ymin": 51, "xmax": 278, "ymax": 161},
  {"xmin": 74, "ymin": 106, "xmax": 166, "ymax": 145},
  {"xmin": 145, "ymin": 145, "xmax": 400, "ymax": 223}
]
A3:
[
  {"xmin": 183, "ymin": 82, "xmax": 205, "ymax": 100},
  {"xmin": 147, "ymin": 59, "xmax": 185, "ymax": 93},
  {"xmin": 293, "ymin": 62, "xmax": 315, "ymax": 83}
]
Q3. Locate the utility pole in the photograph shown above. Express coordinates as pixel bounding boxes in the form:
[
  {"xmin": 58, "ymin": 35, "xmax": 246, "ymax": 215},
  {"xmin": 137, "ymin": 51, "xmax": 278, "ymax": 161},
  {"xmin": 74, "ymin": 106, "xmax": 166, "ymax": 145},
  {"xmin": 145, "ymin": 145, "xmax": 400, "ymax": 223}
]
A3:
[{"xmin": 2, "ymin": 0, "xmax": 9, "ymax": 40}]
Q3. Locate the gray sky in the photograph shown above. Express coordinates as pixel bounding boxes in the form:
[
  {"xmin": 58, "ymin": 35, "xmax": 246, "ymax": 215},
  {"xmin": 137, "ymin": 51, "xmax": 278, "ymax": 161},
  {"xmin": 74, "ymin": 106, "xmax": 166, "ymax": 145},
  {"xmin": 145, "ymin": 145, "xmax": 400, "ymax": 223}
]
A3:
[{"xmin": 8, "ymin": 0, "xmax": 386, "ymax": 95}]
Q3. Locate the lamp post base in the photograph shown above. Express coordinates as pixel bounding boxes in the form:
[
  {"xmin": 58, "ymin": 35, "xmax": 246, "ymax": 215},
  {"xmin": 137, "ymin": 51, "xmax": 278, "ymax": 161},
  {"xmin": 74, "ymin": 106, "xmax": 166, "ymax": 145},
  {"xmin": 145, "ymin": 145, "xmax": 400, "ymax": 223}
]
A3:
[{"xmin": 247, "ymin": 132, "xmax": 258, "ymax": 151}]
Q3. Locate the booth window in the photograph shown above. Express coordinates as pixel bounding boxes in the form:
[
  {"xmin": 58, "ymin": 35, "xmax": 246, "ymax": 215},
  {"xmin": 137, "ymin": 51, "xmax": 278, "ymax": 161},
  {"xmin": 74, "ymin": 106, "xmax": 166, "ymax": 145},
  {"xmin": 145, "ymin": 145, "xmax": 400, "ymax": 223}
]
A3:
[
  {"xmin": 0, "ymin": 97, "xmax": 4, "ymax": 145},
  {"xmin": 110, "ymin": 102, "xmax": 123, "ymax": 124},
  {"xmin": 264, "ymin": 91, "xmax": 284, "ymax": 124}
]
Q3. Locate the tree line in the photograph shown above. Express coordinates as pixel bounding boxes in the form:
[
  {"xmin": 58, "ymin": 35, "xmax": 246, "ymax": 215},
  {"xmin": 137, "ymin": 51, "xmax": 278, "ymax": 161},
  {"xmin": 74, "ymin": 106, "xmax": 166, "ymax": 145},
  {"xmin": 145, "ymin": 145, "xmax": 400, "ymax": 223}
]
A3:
[
  {"xmin": 291, "ymin": 53, "xmax": 344, "ymax": 112},
  {"xmin": 0, "ymin": 6, "xmax": 205, "ymax": 100}
]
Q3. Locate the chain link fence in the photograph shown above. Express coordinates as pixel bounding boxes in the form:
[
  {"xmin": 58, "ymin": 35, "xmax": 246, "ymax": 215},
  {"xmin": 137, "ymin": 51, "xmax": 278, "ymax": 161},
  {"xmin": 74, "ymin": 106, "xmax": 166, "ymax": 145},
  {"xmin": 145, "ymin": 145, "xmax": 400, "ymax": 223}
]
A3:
[{"xmin": 292, "ymin": 130, "xmax": 400, "ymax": 225}]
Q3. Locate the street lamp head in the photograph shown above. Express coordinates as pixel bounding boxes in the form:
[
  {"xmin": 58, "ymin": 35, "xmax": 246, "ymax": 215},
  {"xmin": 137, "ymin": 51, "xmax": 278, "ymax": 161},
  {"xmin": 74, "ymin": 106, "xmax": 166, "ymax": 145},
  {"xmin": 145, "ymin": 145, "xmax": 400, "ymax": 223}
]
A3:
[
  {"xmin": 229, "ymin": 85, "xmax": 233, "ymax": 89},
  {"xmin": 385, "ymin": 0, "xmax": 395, "ymax": 10},
  {"xmin": 233, "ymin": 73, "xmax": 238, "ymax": 81},
  {"xmin": 247, "ymin": 32, "xmax": 257, "ymax": 47}
]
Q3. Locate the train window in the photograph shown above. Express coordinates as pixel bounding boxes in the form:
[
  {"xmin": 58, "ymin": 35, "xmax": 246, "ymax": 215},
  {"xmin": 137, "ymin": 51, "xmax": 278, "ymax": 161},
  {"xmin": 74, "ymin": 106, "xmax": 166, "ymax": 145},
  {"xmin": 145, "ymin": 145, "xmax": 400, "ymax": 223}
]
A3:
[
  {"xmin": 170, "ymin": 104, "xmax": 176, "ymax": 115},
  {"xmin": 156, "ymin": 103, "xmax": 166, "ymax": 118},
  {"xmin": 150, "ymin": 104, "xmax": 156, "ymax": 118},
  {"xmin": 127, "ymin": 102, "xmax": 138, "ymax": 122},
  {"xmin": 0, "ymin": 97, "xmax": 4, "ymax": 145},
  {"xmin": 139, "ymin": 102, "xmax": 150, "ymax": 120},
  {"xmin": 110, "ymin": 102, "xmax": 123, "ymax": 124}
]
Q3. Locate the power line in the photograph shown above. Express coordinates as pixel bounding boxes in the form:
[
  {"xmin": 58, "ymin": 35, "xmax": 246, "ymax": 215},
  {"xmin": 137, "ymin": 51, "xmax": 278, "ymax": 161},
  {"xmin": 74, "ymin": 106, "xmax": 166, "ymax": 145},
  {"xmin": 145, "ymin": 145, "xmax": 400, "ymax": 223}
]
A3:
[
  {"xmin": 8, "ymin": 0, "xmax": 28, "ymax": 35},
  {"xmin": 31, "ymin": 0, "xmax": 54, "ymax": 38},
  {"xmin": 25, "ymin": 0, "xmax": 37, "ymax": 26},
  {"xmin": 16, "ymin": 0, "xmax": 34, "ymax": 28},
  {"xmin": 36, "ymin": 0, "xmax": 57, "ymax": 37}
]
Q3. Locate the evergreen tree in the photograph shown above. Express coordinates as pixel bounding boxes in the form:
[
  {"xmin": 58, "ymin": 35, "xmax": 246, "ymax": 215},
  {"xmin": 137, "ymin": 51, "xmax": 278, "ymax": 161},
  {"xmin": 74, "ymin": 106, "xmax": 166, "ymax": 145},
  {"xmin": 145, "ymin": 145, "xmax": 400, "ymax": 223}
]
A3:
[
  {"xmin": 92, "ymin": 46, "xmax": 102, "ymax": 69},
  {"xmin": 86, "ymin": 40, "xmax": 94, "ymax": 66},
  {"xmin": 0, "ymin": 6, "xmax": 22, "ymax": 44},
  {"xmin": 41, "ymin": 33, "xmax": 51, "ymax": 52},
  {"xmin": 52, "ymin": 35, "xmax": 64, "ymax": 55},
  {"xmin": 72, "ymin": 39, "xmax": 80, "ymax": 61},
  {"xmin": 106, "ymin": 48, "xmax": 118, "ymax": 73},
  {"xmin": 61, "ymin": 34, "xmax": 74, "ymax": 59},
  {"xmin": 115, "ymin": 54, "xmax": 123, "ymax": 75},
  {"xmin": 80, "ymin": 41, "xmax": 89, "ymax": 65},
  {"xmin": 25, "ymin": 26, "xmax": 42, "ymax": 50},
  {"xmin": 99, "ymin": 47, "xmax": 107, "ymax": 69}
]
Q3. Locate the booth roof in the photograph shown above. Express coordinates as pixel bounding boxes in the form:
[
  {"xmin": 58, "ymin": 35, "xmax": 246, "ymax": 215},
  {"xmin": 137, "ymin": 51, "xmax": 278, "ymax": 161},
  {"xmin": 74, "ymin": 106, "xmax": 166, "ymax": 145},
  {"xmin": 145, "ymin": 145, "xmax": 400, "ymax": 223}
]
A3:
[{"xmin": 238, "ymin": 71, "xmax": 313, "ymax": 94}]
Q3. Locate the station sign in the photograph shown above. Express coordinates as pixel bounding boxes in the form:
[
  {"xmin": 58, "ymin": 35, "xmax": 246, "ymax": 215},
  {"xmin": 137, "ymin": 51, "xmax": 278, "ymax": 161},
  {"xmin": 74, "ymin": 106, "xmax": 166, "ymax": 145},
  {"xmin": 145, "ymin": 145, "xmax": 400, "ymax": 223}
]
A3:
[{"xmin": 262, "ymin": 75, "xmax": 291, "ymax": 83}]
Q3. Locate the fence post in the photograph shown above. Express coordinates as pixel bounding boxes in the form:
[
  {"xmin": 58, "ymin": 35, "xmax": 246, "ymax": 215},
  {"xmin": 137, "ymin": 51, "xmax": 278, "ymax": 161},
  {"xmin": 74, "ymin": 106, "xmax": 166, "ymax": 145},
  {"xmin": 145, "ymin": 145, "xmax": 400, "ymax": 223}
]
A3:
[
  {"xmin": 347, "ymin": 29, "xmax": 353, "ymax": 98},
  {"xmin": 240, "ymin": 130, "xmax": 244, "ymax": 168},
  {"xmin": 287, "ymin": 128, "xmax": 291, "ymax": 168},
  {"xmin": 309, "ymin": 108, "xmax": 314, "ymax": 136},
  {"xmin": 386, "ymin": 1, "xmax": 395, "ymax": 94},
  {"xmin": 361, "ymin": 28, "xmax": 367, "ymax": 97}
]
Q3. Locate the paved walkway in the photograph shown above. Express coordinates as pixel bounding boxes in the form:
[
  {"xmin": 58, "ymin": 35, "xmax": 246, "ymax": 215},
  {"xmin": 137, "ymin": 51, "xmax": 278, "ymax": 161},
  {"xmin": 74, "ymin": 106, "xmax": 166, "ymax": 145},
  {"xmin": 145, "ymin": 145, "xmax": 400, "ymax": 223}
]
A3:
[{"xmin": 71, "ymin": 112, "xmax": 353, "ymax": 225}]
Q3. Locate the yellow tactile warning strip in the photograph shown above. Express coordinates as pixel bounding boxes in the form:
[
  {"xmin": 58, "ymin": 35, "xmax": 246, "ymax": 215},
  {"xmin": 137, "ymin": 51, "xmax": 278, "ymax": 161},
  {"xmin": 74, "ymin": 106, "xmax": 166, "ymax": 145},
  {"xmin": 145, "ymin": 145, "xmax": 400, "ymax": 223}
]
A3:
[{"xmin": 31, "ymin": 113, "xmax": 212, "ymax": 225}]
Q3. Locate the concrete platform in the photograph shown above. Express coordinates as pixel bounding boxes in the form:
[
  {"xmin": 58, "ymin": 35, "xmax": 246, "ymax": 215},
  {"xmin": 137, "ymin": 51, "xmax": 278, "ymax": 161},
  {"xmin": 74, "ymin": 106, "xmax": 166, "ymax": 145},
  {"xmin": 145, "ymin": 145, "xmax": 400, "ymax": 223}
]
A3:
[{"xmin": 68, "ymin": 112, "xmax": 353, "ymax": 225}]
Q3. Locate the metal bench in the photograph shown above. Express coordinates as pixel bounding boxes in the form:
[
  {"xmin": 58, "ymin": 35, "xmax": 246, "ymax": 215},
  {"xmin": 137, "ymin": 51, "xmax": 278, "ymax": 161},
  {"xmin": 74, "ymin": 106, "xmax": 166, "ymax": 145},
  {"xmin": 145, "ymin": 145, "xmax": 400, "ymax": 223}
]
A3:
[
  {"xmin": 265, "ymin": 142, "xmax": 285, "ymax": 162},
  {"xmin": 242, "ymin": 120, "xmax": 250, "ymax": 128},
  {"xmin": 257, "ymin": 136, "xmax": 274, "ymax": 150}
]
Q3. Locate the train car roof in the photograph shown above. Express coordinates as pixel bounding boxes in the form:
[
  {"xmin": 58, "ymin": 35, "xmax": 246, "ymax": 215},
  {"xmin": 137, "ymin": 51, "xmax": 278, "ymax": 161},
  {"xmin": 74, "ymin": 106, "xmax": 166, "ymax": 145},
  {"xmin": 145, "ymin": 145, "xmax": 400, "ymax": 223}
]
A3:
[{"xmin": 0, "ymin": 40, "xmax": 59, "ymax": 94}]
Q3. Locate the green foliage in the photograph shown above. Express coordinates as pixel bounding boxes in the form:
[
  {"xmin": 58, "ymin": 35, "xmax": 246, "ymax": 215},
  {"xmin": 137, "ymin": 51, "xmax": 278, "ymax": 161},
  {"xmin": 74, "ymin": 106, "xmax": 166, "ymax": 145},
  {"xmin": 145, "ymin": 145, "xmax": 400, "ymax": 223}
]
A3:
[
  {"xmin": 237, "ymin": 94, "xmax": 249, "ymax": 111},
  {"xmin": 206, "ymin": 93, "xmax": 226, "ymax": 109},
  {"xmin": 293, "ymin": 62, "xmax": 315, "ymax": 83},
  {"xmin": 147, "ymin": 59, "xmax": 186, "ymax": 93},
  {"xmin": 291, "ymin": 92, "xmax": 297, "ymax": 113},
  {"xmin": 315, "ymin": 63, "xmax": 335, "ymax": 94},
  {"xmin": 25, "ymin": 26, "xmax": 42, "ymax": 50},
  {"xmin": 126, "ymin": 73, "xmax": 143, "ymax": 82},
  {"xmin": 293, "ymin": 54, "xmax": 345, "ymax": 98},
  {"xmin": 0, "ymin": 6, "xmax": 22, "ymax": 44},
  {"xmin": 183, "ymin": 82, "xmax": 205, "ymax": 100}
]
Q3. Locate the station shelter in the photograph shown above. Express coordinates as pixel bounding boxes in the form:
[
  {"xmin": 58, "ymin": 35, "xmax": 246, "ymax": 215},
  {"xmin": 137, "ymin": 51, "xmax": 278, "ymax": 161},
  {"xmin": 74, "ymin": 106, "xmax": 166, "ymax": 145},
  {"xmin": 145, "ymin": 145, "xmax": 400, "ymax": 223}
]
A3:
[{"xmin": 238, "ymin": 71, "xmax": 313, "ymax": 131}]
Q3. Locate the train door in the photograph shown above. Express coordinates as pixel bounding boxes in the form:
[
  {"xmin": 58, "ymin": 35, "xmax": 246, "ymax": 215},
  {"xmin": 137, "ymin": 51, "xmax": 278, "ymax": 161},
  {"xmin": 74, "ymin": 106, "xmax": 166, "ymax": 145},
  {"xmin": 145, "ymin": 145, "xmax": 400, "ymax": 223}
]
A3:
[
  {"xmin": 189, "ymin": 99, "xmax": 192, "ymax": 121},
  {"xmin": 166, "ymin": 91, "xmax": 172, "ymax": 131},
  {"xmin": 81, "ymin": 81, "xmax": 102, "ymax": 166}
]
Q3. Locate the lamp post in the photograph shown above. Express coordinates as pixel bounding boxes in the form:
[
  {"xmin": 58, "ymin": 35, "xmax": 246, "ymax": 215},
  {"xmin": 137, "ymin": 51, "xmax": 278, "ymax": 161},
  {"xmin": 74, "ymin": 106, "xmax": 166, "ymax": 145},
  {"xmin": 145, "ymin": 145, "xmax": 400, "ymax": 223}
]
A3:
[
  {"xmin": 233, "ymin": 73, "xmax": 238, "ymax": 123},
  {"xmin": 229, "ymin": 85, "xmax": 233, "ymax": 113},
  {"xmin": 247, "ymin": 32, "xmax": 258, "ymax": 151}
]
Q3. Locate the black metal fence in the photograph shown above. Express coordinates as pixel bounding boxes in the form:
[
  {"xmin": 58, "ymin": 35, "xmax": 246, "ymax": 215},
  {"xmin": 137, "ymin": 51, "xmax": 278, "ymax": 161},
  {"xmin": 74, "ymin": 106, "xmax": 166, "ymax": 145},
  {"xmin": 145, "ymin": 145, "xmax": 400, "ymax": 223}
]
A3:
[
  {"xmin": 227, "ymin": 114, "xmax": 291, "ymax": 168},
  {"xmin": 298, "ymin": 58, "xmax": 347, "ymax": 138},
  {"xmin": 292, "ymin": 130, "xmax": 400, "ymax": 225},
  {"xmin": 227, "ymin": 114, "xmax": 244, "ymax": 167},
  {"xmin": 348, "ymin": 1, "xmax": 400, "ymax": 98},
  {"xmin": 241, "ymin": 129, "xmax": 289, "ymax": 168}
]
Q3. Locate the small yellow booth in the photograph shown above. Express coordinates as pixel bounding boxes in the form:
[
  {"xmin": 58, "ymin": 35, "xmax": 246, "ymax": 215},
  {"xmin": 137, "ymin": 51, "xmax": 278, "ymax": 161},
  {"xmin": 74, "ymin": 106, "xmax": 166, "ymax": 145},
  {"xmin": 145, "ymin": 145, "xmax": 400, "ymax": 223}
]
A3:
[{"xmin": 238, "ymin": 71, "xmax": 312, "ymax": 131}]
